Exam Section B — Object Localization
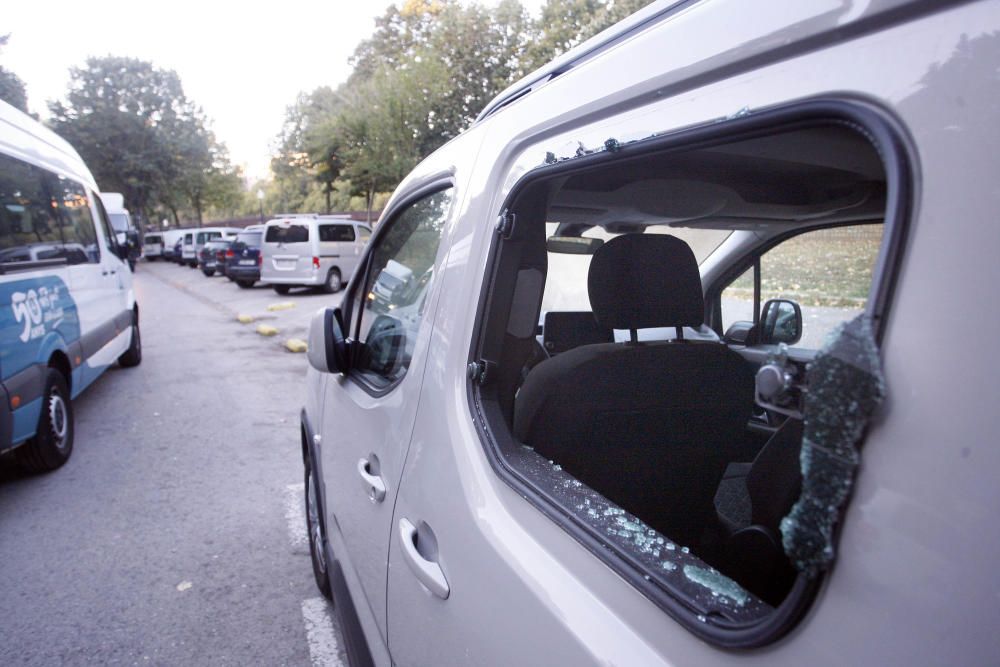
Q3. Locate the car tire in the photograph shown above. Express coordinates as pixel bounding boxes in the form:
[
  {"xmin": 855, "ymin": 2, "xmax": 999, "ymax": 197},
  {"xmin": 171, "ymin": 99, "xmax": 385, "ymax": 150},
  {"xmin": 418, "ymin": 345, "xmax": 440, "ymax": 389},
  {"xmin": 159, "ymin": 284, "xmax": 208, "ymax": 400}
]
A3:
[
  {"xmin": 202, "ymin": 268, "xmax": 215, "ymax": 277},
  {"xmin": 322, "ymin": 269, "xmax": 342, "ymax": 294},
  {"xmin": 237, "ymin": 280, "xmax": 255, "ymax": 289},
  {"xmin": 15, "ymin": 368, "xmax": 74, "ymax": 473},
  {"xmin": 273, "ymin": 285, "xmax": 291, "ymax": 295},
  {"xmin": 118, "ymin": 310, "xmax": 142, "ymax": 368},
  {"xmin": 305, "ymin": 454, "xmax": 333, "ymax": 600}
]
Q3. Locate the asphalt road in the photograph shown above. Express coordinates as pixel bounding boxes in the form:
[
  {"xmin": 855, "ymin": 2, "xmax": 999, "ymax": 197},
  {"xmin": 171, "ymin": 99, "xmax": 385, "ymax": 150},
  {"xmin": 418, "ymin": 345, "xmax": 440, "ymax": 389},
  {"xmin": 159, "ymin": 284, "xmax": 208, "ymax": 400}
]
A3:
[{"xmin": 0, "ymin": 260, "xmax": 347, "ymax": 666}]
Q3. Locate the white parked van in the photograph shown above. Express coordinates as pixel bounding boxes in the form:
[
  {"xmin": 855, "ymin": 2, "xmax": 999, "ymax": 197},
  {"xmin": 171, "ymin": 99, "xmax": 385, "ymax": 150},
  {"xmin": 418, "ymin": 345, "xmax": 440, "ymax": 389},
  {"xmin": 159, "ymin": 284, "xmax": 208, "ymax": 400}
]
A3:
[
  {"xmin": 99, "ymin": 192, "xmax": 140, "ymax": 271},
  {"xmin": 142, "ymin": 232, "xmax": 163, "ymax": 260},
  {"xmin": 299, "ymin": 1, "xmax": 1000, "ymax": 665},
  {"xmin": 260, "ymin": 215, "xmax": 371, "ymax": 294},
  {"xmin": 0, "ymin": 100, "xmax": 140, "ymax": 472},
  {"xmin": 181, "ymin": 226, "xmax": 239, "ymax": 267}
]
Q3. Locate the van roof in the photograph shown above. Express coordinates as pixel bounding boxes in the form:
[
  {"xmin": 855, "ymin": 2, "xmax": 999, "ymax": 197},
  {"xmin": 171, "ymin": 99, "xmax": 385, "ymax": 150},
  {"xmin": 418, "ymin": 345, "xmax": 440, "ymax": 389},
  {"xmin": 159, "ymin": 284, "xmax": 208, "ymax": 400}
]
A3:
[
  {"xmin": 264, "ymin": 216, "xmax": 355, "ymax": 226},
  {"xmin": 0, "ymin": 99, "xmax": 98, "ymax": 191},
  {"xmin": 475, "ymin": 0, "xmax": 680, "ymax": 123}
]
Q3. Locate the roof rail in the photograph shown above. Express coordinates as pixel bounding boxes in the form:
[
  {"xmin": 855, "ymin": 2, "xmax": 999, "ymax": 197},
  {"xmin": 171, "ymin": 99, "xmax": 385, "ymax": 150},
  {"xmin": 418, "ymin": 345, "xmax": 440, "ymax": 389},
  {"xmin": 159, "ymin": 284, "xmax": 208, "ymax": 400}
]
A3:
[{"xmin": 474, "ymin": 0, "xmax": 691, "ymax": 124}]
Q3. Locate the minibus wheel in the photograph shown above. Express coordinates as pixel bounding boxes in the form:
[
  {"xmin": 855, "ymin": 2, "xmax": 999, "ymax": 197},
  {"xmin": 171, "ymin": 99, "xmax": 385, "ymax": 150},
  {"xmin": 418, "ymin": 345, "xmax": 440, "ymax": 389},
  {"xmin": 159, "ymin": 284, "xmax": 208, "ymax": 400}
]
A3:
[
  {"xmin": 16, "ymin": 369, "xmax": 73, "ymax": 473},
  {"xmin": 119, "ymin": 310, "xmax": 142, "ymax": 368}
]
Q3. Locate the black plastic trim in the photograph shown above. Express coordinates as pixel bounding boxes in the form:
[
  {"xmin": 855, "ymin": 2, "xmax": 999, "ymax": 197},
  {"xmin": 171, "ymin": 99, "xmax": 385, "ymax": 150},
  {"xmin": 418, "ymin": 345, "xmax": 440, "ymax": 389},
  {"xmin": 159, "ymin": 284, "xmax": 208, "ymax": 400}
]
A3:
[
  {"xmin": 0, "ymin": 383, "xmax": 13, "ymax": 452},
  {"xmin": 4, "ymin": 363, "xmax": 45, "ymax": 409},
  {"xmin": 328, "ymin": 558, "xmax": 375, "ymax": 667},
  {"xmin": 0, "ymin": 258, "xmax": 69, "ymax": 274},
  {"xmin": 467, "ymin": 98, "xmax": 914, "ymax": 649},
  {"xmin": 79, "ymin": 310, "xmax": 132, "ymax": 358}
]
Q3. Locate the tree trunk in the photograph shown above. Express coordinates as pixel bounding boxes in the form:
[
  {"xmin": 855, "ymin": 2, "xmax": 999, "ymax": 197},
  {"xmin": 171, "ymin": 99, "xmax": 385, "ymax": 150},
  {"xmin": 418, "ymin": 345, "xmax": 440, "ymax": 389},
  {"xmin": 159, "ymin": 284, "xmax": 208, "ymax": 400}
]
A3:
[{"xmin": 365, "ymin": 177, "xmax": 376, "ymax": 224}]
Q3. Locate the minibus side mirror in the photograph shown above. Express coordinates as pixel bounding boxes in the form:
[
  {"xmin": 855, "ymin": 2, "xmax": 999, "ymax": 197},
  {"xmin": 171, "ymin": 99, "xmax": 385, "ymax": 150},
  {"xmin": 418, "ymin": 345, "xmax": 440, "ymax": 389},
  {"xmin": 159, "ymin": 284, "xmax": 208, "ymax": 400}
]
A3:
[{"xmin": 308, "ymin": 307, "xmax": 350, "ymax": 374}]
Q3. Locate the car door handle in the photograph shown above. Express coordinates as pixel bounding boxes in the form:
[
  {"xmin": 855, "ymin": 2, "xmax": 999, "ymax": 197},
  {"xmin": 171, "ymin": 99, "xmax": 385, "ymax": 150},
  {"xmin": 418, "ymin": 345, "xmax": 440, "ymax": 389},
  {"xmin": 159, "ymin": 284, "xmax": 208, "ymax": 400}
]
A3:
[
  {"xmin": 357, "ymin": 457, "xmax": 386, "ymax": 503},
  {"xmin": 399, "ymin": 518, "xmax": 449, "ymax": 599}
]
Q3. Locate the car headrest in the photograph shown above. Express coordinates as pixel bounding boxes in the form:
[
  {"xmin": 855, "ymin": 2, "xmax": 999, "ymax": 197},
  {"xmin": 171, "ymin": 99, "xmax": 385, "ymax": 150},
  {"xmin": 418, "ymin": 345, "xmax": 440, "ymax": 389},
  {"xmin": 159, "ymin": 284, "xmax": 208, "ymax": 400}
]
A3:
[{"xmin": 587, "ymin": 233, "xmax": 704, "ymax": 330}]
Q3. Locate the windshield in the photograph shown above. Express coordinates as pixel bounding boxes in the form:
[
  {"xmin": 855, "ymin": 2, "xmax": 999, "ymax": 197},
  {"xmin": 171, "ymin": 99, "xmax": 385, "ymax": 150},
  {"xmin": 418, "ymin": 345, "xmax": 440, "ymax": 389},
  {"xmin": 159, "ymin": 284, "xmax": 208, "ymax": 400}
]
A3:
[
  {"xmin": 541, "ymin": 224, "xmax": 732, "ymax": 314},
  {"xmin": 109, "ymin": 213, "xmax": 130, "ymax": 232},
  {"xmin": 236, "ymin": 231, "xmax": 262, "ymax": 246}
]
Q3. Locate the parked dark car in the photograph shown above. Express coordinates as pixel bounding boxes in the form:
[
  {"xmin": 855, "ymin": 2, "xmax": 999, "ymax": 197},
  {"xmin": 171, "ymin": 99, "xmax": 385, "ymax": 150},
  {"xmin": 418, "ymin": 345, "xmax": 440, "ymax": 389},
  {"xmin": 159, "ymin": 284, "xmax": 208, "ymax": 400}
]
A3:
[
  {"xmin": 226, "ymin": 228, "xmax": 264, "ymax": 288},
  {"xmin": 198, "ymin": 239, "xmax": 231, "ymax": 276}
]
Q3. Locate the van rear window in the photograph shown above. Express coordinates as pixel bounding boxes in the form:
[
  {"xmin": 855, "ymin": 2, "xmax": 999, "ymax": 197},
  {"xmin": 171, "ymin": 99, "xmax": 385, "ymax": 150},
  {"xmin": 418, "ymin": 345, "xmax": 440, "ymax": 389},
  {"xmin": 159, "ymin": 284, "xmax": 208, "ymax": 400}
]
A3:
[{"xmin": 266, "ymin": 225, "xmax": 309, "ymax": 243}]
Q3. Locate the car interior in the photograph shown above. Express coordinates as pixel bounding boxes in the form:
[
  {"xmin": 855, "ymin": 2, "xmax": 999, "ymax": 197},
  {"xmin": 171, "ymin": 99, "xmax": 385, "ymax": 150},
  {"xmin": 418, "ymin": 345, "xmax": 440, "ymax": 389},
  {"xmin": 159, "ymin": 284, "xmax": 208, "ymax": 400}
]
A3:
[{"xmin": 473, "ymin": 119, "xmax": 888, "ymax": 616}]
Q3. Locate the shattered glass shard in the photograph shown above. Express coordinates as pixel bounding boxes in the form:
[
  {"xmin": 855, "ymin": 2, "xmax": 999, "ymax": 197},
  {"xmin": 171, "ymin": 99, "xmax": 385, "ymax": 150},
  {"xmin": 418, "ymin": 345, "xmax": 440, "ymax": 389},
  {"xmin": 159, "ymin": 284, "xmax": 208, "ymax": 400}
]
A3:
[
  {"xmin": 780, "ymin": 315, "xmax": 886, "ymax": 576},
  {"xmin": 683, "ymin": 565, "xmax": 750, "ymax": 607}
]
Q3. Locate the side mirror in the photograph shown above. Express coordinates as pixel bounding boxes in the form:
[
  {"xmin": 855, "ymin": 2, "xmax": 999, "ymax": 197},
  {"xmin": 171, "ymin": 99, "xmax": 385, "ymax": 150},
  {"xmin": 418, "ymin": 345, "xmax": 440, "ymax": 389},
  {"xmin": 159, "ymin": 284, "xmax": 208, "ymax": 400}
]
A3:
[
  {"xmin": 362, "ymin": 314, "xmax": 405, "ymax": 376},
  {"xmin": 723, "ymin": 320, "xmax": 757, "ymax": 346},
  {"xmin": 307, "ymin": 307, "xmax": 349, "ymax": 374},
  {"xmin": 760, "ymin": 298, "xmax": 802, "ymax": 345}
]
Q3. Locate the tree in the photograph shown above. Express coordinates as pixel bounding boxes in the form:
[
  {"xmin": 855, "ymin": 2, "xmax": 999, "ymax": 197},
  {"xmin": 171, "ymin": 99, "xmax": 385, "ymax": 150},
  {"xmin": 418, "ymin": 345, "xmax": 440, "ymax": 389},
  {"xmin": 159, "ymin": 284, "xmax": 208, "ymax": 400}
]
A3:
[
  {"xmin": 270, "ymin": 0, "xmax": 655, "ymax": 221},
  {"xmin": 0, "ymin": 34, "xmax": 28, "ymax": 113}
]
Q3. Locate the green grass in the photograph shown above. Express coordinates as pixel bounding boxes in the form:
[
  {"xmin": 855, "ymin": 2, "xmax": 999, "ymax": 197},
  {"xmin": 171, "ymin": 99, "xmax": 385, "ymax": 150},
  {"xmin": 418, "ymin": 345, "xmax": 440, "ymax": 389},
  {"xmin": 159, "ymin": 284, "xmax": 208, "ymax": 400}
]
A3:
[{"xmin": 725, "ymin": 225, "xmax": 883, "ymax": 309}]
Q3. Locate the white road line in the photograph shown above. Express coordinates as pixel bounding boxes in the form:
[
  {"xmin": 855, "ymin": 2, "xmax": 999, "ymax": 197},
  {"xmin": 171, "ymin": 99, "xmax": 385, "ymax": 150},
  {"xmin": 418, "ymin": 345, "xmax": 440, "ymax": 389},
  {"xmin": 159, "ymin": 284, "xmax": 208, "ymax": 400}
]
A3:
[
  {"xmin": 285, "ymin": 482, "xmax": 308, "ymax": 552},
  {"xmin": 301, "ymin": 597, "xmax": 345, "ymax": 667}
]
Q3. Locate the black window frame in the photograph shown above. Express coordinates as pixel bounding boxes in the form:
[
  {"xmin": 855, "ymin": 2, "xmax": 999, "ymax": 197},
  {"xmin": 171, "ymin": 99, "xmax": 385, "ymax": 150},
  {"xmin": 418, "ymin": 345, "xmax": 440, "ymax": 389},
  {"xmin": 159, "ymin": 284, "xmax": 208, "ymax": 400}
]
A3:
[{"xmin": 466, "ymin": 99, "xmax": 914, "ymax": 648}]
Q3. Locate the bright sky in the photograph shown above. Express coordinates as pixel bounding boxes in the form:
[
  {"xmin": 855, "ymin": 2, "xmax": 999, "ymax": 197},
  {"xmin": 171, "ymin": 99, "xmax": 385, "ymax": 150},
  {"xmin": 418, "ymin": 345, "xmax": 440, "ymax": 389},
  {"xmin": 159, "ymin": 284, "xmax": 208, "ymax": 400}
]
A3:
[{"xmin": 3, "ymin": 0, "xmax": 544, "ymax": 183}]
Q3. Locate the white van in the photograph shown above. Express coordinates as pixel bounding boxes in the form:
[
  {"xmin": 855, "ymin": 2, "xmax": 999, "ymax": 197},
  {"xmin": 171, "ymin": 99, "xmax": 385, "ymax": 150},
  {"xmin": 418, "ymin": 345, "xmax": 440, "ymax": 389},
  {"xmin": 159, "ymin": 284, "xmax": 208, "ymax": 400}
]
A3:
[
  {"xmin": 160, "ymin": 229, "xmax": 185, "ymax": 262},
  {"xmin": 0, "ymin": 100, "xmax": 140, "ymax": 472},
  {"xmin": 299, "ymin": 1, "xmax": 1000, "ymax": 665},
  {"xmin": 260, "ymin": 215, "xmax": 371, "ymax": 294},
  {"xmin": 99, "ymin": 192, "xmax": 139, "ymax": 271},
  {"xmin": 181, "ymin": 226, "xmax": 239, "ymax": 267},
  {"xmin": 142, "ymin": 232, "xmax": 163, "ymax": 260}
]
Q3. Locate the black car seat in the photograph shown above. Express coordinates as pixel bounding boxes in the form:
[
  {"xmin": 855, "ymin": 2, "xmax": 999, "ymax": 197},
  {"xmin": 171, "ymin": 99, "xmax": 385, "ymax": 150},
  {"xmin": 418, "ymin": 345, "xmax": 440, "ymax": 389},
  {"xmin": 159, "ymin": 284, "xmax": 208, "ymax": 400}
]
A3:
[
  {"xmin": 514, "ymin": 233, "xmax": 755, "ymax": 544},
  {"xmin": 542, "ymin": 311, "xmax": 614, "ymax": 355}
]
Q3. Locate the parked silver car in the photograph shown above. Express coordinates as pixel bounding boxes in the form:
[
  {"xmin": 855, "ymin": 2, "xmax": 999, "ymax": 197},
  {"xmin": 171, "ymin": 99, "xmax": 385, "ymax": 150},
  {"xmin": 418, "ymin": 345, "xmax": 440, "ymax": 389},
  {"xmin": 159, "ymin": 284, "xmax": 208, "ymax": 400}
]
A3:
[
  {"xmin": 260, "ymin": 215, "xmax": 372, "ymax": 294},
  {"xmin": 301, "ymin": 1, "xmax": 1000, "ymax": 665}
]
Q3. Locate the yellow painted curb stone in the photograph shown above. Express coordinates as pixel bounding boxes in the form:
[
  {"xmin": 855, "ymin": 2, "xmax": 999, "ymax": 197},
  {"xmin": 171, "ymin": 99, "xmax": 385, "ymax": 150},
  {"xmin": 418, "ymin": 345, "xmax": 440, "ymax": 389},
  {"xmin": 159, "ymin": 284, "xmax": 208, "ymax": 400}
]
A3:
[
  {"xmin": 256, "ymin": 324, "xmax": 279, "ymax": 337},
  {"xmin": 285, "ymin": 339, "xmax": 308, "ymax": 353},
  {"xmin": 267, "ymin": 301, "xmax": 296, "ymax": 312},
  {"xmin": 237, "ymin": 314, "xmax": 254, "ymax": 324}
]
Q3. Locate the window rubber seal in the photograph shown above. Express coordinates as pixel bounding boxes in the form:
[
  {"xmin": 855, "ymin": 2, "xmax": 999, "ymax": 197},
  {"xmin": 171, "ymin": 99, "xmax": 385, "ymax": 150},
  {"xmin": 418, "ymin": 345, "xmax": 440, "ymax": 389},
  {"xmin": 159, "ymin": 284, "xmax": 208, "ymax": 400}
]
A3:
[{"xmin": 466, "ymin": 97, "xmax": 915, "ymax": 649}]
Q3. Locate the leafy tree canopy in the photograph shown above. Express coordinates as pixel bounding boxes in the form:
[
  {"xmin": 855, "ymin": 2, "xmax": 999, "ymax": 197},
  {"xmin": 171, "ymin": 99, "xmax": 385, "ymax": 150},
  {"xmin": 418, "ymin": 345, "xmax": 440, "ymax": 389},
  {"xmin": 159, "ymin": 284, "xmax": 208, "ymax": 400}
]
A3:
[
  {"xmin": 48, "ymin": 56, "xmax": 241, "ymax": 228},
  {"xmin": 271, "ymin": 0, "xmax": 654, "ymax": 221},
  {"xmin": 0, "ymin": 34, "xmax": 29, "ymax": 113}
]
